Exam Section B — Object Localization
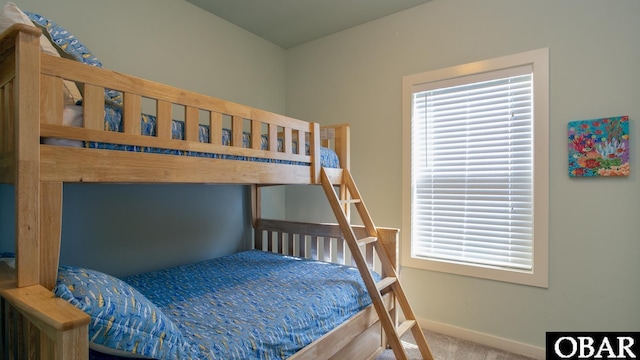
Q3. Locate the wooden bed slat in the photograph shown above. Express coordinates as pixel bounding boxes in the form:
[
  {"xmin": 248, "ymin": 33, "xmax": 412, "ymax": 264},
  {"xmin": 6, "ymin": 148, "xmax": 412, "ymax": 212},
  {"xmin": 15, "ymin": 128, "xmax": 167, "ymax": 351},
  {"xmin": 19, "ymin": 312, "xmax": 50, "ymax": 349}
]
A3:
[
  {"xmin": 185, "ymin": 106, "xmax": 199, "ymax": 142},
  {"xmin": 268, "ymin": 123, "xmax": 277, "ymax": 152},
  {"xmin": 231, "ymin": 115, "xmax": 243, "ymax": 147},
  {"xmin": 296, "ymin": 130, "xmax": 305, "ymax": 155},
  {"xmin": 40, "ymin": 76, "xmax": 64, "ymax": 125},
  {"xmin": 284, "ymin": 127, "xmax": 292, "ymax": 154},
  {"xmin": 123, "ymin": 93, "xmax": 141, "ymax": 136},
  {"xmin": 209, "ymin": 112, "xmax": 222, "ymax": 145},
  {"xmin": 156, "ymin": 100, "xmax": 172, "ymax": 139},
  {"xmin": 251, "ymin": 119, "xmax": 261, "ymax": 150},
  {"xmin": 83, "ymin": 84, "xmax": 103, "ymax": 131}
]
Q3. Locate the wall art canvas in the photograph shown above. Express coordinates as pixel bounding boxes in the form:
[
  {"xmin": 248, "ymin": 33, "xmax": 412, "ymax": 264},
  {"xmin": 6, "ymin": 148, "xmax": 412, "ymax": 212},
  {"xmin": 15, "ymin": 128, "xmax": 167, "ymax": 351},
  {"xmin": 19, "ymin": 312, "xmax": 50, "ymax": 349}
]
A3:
[{"xmin": 568, "ymin": 115, "xmax": 629, "ymax": 177}]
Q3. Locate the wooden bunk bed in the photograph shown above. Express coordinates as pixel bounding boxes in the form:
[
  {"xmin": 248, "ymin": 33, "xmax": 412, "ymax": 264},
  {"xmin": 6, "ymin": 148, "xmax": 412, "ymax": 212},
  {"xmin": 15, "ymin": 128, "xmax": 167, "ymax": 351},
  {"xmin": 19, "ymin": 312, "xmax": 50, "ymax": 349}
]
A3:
[{"xmin": 0, "ymin": 15, "xmax": 434, "ymax": 360}]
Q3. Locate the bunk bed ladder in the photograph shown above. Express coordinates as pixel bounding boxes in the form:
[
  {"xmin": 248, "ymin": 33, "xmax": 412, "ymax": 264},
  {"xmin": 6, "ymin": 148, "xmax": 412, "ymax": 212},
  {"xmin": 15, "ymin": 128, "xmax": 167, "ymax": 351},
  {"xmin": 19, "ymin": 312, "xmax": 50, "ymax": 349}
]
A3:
[{"xmin": 319, "ymin": 168, "xmax": 434, "ymax": 360}]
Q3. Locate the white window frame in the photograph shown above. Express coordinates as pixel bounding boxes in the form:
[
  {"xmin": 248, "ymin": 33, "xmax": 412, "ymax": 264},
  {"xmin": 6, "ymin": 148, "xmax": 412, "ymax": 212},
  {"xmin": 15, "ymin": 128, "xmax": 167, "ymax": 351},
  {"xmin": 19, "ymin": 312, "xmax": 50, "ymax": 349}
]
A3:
[{"xmin": 401, "ymin": 48, "xmax": 549, "ymax": 288}]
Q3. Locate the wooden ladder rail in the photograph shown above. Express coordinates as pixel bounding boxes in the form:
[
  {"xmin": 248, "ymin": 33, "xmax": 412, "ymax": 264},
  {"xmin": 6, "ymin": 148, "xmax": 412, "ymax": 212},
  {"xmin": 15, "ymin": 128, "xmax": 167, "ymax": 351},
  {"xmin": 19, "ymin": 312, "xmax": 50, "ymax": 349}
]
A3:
[{"xmin": 319, "ymin": 167, "xmax": 434, "ymax": 360}]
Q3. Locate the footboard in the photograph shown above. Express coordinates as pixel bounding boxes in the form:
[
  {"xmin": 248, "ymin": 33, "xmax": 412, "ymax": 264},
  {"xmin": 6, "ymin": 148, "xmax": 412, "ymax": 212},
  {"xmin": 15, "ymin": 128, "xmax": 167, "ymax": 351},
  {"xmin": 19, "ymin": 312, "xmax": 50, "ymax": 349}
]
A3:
[
  {"xmin": 253, "ymin": 219, "xmax": 399, "ymax": 359},
  {"xmin": 254, "ymin": 218, "xmax": 399, "ymax": 273}
]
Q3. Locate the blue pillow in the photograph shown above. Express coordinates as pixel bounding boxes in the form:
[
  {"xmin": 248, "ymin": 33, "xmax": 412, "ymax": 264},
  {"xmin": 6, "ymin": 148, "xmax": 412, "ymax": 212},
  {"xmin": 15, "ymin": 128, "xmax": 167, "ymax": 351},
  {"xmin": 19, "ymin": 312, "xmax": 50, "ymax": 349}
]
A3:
[
  {"xmin": 25, "ymin": 11, "xmax": 122, "ymax": 105},
  {"xmin": 55, "ymin": 265, "xmax": 196, "ymax": 359},
  {"xmin": 24, "ymin": 11, "xmax": 102, "ymax": 67}
]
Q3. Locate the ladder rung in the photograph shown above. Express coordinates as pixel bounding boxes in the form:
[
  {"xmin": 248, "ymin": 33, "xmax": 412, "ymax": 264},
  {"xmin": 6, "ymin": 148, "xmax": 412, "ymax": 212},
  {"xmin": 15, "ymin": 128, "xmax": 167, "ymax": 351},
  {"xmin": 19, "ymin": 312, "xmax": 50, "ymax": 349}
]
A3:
[
  {"xmin": 357, "ymin": 236, "xmax": 377, "ymax": 246},
  {"xmin": 396, "ymin": 320, "xmax": 417, "ymax": 338},
  {"xmin": 376, "ymin": 276, "xmax": 397, "ymax": 292},
  {"xmin": 339, "ymin": 198, "xmax": 361, "ymax": 205}
]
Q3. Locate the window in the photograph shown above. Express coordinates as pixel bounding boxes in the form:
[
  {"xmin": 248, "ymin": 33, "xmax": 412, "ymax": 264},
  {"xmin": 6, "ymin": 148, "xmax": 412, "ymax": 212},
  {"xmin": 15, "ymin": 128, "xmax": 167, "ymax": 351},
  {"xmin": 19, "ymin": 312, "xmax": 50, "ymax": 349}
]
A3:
[{"xmin": 401, "ymin": 49, "xmax": 549, "ymax": 287}]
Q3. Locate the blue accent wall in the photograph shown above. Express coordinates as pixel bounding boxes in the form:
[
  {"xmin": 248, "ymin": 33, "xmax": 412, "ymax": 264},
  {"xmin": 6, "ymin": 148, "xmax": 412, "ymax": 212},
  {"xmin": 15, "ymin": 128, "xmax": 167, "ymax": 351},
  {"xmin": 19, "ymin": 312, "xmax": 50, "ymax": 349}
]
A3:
[
  {"xmin": 0, "ymin": 183, "xmax": 252, "ymax": 277},
  {"xmin": 0, "ymin": 184, "xmax": 14, "ymax": 253}
]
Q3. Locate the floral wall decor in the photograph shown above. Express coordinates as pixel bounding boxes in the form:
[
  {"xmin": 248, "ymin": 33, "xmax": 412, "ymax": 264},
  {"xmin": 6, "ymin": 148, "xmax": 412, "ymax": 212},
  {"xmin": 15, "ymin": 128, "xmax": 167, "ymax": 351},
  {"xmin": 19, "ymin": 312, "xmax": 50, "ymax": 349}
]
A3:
[{"xmin": 568, "ymin": 115, "xmax": 630, "ymax": 177}]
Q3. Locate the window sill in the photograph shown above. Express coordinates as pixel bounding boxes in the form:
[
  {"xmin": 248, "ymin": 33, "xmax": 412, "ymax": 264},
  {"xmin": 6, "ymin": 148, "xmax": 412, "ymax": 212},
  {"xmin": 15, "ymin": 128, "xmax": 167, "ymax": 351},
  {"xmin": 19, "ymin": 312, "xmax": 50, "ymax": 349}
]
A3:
[{"xmin": 401, "ymin": 253, "xmax": 548, "ymax": 288}]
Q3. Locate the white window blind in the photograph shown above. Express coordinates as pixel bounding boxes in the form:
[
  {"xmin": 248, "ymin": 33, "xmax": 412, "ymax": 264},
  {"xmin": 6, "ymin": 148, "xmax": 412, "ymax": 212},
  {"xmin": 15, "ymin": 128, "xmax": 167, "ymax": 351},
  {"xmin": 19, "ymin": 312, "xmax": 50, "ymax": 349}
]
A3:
[{"xmin": 411, "ymin": 66, "xmax": 534, "ymax": 271}]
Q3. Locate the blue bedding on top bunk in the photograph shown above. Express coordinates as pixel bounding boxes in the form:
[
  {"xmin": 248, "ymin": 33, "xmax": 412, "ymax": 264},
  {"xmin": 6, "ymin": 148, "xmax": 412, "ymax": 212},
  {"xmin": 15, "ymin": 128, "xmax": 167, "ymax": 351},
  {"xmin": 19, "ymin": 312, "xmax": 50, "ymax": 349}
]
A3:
[
  {"xmin": 59, "ymin": 250, "xmax": 377, "ymax": 360},
  {"xmin": 82, "ymin": 104, "xmax": 341, "ymax": 168}
]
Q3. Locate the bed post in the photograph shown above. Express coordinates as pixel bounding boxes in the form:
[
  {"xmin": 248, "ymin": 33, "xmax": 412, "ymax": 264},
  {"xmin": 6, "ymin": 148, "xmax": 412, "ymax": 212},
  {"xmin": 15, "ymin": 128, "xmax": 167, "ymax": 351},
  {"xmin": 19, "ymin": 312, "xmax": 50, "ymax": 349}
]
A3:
[
  {"xmin": 376, "ymin": 227, "xmax": 399, "ymax": 274},
  {"xmin": 12, "ymin": 25, "xmax": 41, "ymax": 288},
  {"xmin": 335, "ymin": 124, "xmax": 351, "ymax": 217},
  {"xmin": 40, "ymin": 182, "xmax": 63, "ymax": 290},
  {"xmin": 333, "ymin": 124, "xmax": 350, "ymax": 172},
  {"xmin": 310, "ymin": 122, "xmax": 321, "ymax": 183},
  {"xmin": 250, "ymin": 184, "xmax": 263, "ymax": 250},
  {"xmin": 338, "ymin": 125, "xmax": 350, "ymax": 218},
  {"xmin": 319, "ymin": 123, "xmax": 350, "ymax": 172}
]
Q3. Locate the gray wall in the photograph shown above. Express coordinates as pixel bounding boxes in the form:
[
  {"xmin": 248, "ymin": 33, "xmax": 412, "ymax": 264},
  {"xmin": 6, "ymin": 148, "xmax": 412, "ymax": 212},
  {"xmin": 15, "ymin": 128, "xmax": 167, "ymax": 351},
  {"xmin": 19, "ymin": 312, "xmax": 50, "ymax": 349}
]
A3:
[
  {"xmin": 0, "ymin": 0, "xmax": 287, "ymax": 275},
  {"xmin": 284, "ymin": 0, "xmax": 640, "ymax": 352}
]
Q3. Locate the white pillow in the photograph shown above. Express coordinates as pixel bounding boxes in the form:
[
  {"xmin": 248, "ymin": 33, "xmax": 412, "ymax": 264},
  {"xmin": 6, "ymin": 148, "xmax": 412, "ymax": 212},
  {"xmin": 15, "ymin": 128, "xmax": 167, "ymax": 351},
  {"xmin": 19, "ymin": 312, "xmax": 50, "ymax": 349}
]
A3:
[
  {"xmin": 0, "ymin": 2, "xmax": 82, "ymax": 105},
  {"xmin": 42, "ymin": 105, "xmax": 84, "ymax": 147}
]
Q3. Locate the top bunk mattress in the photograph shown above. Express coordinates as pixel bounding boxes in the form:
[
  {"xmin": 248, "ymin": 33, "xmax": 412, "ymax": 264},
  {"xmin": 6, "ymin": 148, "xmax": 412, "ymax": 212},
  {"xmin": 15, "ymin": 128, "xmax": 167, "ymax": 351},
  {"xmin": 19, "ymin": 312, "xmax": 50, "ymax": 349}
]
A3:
[
  {"xmin": 54, "ymin": 250, "xmax": 378, "ymax": 360},
  {"xmin": 45, "ymin": 104, "xmax": 341, "ymax": 169}
]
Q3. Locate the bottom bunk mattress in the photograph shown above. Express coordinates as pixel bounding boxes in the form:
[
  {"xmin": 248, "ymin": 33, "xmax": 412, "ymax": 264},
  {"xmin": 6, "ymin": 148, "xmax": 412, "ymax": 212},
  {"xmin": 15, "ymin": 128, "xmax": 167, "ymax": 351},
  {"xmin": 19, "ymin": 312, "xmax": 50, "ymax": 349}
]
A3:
[{"xmin": 54, "ymin": 250, "xmax": 379, "ymax": 360}]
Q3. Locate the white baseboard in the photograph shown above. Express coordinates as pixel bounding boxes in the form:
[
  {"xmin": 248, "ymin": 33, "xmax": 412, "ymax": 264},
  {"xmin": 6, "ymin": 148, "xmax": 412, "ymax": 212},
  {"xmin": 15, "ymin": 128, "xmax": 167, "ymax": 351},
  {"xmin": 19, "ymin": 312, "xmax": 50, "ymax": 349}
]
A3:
[{"xmin": 417, "ymin": 318, "xmax": 546, "ymax": 360}]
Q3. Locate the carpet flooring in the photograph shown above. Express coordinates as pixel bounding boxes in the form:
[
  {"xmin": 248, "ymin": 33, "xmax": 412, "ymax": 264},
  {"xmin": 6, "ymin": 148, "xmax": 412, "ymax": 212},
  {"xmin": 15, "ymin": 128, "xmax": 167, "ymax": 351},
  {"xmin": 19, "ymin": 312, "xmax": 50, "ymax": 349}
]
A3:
[{"xmin": 376, "ymin": 329, "xmax": 537, "ymax": 360}]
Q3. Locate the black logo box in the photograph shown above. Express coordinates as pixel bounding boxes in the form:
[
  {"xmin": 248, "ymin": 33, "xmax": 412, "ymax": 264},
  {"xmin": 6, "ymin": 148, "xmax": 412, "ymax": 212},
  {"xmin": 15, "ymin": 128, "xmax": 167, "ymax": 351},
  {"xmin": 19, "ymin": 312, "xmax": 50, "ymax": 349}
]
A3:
[{"xmin": 547, "ymin": 332, "xmax": 640, "ymax": 359}]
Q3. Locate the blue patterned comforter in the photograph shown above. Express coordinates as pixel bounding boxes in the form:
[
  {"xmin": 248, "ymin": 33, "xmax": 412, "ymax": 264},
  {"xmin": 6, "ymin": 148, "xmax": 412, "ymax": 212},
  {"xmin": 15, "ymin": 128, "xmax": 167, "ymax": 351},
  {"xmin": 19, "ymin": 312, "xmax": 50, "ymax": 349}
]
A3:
[
  {"xmin": 85, "ymin": 104, "xmax": 340, "ymax": 168},
  {"xmin": 89, "ymin": 250, "xmax": 377, "ymax": 360}
]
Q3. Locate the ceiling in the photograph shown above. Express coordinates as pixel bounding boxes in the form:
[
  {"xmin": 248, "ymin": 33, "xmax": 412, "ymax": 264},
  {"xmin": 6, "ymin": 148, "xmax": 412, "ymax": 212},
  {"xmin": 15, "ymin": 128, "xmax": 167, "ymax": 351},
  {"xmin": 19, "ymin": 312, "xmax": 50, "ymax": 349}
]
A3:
[{"xmin": 185, "ymin": 0, "xmax": 432, "ymax": 49}]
